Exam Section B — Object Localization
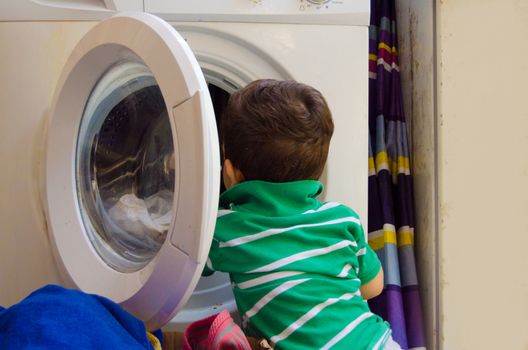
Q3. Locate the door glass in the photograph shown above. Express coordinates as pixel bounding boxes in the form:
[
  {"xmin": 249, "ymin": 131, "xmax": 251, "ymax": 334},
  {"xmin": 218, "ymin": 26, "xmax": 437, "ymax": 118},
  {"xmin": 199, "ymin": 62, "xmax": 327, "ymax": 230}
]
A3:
[{"xmin": 76, "ymin": 60, "xmax": 174, "ymax": 272}]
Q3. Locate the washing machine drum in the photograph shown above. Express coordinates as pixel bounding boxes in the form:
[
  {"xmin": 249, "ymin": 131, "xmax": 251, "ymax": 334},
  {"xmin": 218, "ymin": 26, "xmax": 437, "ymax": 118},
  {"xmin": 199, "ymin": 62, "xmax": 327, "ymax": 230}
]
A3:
[
  {"xmin": 77, "ymin": 62, "xmax": 178, "ymax": 273},
  {"xmin": 44, "ymin": 13, "xmax": 221, "ymax": 330}
]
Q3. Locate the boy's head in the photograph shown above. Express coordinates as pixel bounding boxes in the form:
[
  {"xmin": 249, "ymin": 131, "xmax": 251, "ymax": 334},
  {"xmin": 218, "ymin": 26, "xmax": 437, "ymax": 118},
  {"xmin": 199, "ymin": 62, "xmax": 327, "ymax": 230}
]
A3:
[{"xmin": 220, "ymin": 79, "xmax": 334, "ymax": 187}]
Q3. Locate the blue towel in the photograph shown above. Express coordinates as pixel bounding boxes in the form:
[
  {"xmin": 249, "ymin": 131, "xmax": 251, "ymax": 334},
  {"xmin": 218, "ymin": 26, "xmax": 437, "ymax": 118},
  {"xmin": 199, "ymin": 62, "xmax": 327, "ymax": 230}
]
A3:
[{"xmin": 0, "ymin": 284, "xmax": 155, "ymax": 349}]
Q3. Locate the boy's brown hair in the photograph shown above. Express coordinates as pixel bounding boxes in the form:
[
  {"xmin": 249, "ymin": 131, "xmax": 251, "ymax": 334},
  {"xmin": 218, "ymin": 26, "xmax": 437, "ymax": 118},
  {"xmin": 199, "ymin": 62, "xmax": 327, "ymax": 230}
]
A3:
[{"xmin": 220, "ymin": 79, "xmax": 334, "ymax": 183}]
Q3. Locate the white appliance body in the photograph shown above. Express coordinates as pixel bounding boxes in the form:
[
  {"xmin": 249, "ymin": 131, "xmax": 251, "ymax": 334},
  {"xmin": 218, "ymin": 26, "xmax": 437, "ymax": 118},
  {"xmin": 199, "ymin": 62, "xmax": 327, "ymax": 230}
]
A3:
[{"xmin": 0, "ymin": 0, "xmax": 368, "ymax": 331}]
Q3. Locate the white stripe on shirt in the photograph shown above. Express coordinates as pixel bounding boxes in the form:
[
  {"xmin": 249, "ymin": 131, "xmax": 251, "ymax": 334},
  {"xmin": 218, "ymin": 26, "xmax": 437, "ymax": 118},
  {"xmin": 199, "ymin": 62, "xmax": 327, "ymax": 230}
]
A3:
[
  {"xmin": 321, "ymin": 312, "xmax": 375, "ymax": 350},
  {"xmin": 271, "ymin": 292, "xmax": 362, "ymax": 345},
  {"xmin": 236, "ymin": 271, "xmax": 306, "ymax": 290},
  {"xmin": 248, "ymin": 240, "xmax": 358, "ymax": 273},
  {"xmin": 219, "ymin": 217, "xmax": 361, "ymax": 248},
  {"xmin": 206, "ymin": 258, "xmax": 214, "ymax": 271},
  {"xmin": 217, "ymin": 209, "xmax": 234, "ymax": 217},
  {"xmin": 244, "ymin": 278, "xmax": 310, "ymax": 319},
  {"xmin": 302, "ymin": 202, "xmax": 341, "ymax": 214},
  {"xmin": 372, "ymin": 328, "xmax": 392, "ymax": 350},
  {"xmin": 337, "ymin": 264, "xmax": 353, "ymax": 278}
]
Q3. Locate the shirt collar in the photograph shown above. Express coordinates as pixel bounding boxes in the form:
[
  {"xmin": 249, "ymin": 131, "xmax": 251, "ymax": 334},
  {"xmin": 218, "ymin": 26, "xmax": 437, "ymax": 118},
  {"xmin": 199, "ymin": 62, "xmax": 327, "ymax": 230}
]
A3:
[{"xmin": 219, "ymin": 180, "xmax": 324, "ymax": 217}]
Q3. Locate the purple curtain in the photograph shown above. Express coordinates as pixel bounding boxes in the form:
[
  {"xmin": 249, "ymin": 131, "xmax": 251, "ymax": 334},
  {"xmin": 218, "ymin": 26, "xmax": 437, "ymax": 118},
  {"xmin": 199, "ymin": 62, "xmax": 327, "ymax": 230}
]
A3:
[{"xmin": 367, "ymin": 0, "xmax": 426, "ymax": 348}]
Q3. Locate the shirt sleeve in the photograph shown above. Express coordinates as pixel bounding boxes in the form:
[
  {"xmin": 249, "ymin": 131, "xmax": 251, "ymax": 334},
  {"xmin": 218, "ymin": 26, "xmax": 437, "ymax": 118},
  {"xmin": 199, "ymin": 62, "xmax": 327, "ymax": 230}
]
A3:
[{"xmin": 353, "ymin": 222, "xmax": 382, "ymax": 285}]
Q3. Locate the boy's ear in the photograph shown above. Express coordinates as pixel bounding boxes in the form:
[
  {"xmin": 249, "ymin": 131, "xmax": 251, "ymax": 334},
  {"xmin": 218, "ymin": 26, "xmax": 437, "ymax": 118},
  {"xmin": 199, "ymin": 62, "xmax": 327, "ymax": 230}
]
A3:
[{"xmin": 223, "ymin": 159, "xmax": 245, "ymax": 189}]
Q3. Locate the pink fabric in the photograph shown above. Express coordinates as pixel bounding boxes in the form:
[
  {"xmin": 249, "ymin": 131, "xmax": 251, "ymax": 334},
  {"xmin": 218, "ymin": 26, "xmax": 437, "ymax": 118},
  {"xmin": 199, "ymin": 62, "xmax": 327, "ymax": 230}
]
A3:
[{"xmin": 182, "ymin": 310, "xmax": 251, "ymax": 350}]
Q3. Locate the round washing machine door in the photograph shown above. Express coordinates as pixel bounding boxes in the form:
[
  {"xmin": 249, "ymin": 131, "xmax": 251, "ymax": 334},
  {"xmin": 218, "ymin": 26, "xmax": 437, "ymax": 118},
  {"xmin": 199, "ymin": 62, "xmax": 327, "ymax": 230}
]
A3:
[{"xmin": 44, "ymin": 13, "xmax": 220, "ymax": 330}]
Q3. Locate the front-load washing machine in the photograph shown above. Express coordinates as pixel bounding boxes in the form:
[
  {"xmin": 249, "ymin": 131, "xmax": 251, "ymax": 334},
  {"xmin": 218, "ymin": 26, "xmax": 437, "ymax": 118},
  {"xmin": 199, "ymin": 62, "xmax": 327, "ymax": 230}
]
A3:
[{"xmin": 0, "ymin": 1, "xmax": 369, "ymax": 331}]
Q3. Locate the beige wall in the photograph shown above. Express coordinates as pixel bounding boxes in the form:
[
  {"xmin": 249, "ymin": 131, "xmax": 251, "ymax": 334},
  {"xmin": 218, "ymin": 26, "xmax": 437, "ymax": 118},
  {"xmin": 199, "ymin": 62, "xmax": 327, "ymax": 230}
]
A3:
[
  {"xmin": 437, "ymin": 0, "xmax": 528, "ymax": 348},
  {"xmin": 399, "ymin": 0, "xmax": 528, "ymax": 348}
]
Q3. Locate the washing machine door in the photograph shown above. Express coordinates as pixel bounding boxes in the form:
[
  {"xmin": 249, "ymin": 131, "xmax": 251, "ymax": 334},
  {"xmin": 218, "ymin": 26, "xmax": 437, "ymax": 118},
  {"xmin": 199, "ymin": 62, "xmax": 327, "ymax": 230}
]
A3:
[{"xmin": 44, "ymin": 13, "xmax": 220, "ymax": 330}]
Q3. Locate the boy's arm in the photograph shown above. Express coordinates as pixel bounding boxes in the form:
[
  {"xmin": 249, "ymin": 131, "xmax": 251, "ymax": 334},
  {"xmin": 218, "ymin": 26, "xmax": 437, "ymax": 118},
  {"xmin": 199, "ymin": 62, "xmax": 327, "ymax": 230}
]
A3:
[
  {"xmin": 350, "ymin": 218, "xmax": 384, "ymax": 300},
  {"xmin": 359, "ymin": 266, "xmax": 384, "ymax": 300}
]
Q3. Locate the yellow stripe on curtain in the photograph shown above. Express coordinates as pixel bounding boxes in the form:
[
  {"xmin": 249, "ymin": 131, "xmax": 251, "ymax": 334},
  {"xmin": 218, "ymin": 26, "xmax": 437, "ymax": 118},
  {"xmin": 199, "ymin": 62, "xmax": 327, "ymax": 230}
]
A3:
[
  {"xmin": 375, "ymin": 151, "xmax": 389, "ymax": 173},
  {"xmin": 378, "ymin": 42, "xmax": 398, "ymax": 56},
  {"xmin": 389, "ymin": 155, "xmax": 411, "ymax": 176},
  {"xmin": 375, "ymin": 151, "xmax": 410, "ymax": 178},
  {"xmin": 368, "ymin": 224, "xmax": 414, "ymax": 250}
]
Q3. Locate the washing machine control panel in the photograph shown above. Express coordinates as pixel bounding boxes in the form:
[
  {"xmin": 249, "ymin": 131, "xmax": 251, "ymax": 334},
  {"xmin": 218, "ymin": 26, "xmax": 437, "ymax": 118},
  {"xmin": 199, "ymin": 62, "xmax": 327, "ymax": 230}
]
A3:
[
  {"xmin": 1, "ymin": 0, "xmax": 369, "ymax": 25},
  {"xmin": 144, "ymin": 0, "xmax": 369, "ymax": 26}
]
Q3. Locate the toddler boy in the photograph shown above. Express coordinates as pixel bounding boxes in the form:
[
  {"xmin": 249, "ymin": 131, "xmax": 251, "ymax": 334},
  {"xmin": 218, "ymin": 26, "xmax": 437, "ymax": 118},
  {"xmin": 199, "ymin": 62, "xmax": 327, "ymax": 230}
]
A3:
[{"xmin": 205, "ymin": 79, "xmax": 399, "ymax": 349}]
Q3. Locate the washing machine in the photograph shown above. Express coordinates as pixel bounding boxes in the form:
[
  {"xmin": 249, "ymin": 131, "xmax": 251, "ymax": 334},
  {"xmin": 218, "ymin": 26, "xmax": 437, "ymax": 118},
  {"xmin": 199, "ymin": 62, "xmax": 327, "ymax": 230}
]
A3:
[{"xmin": 0, "ymin": 0, "xmax": 369, "ymax": 331}]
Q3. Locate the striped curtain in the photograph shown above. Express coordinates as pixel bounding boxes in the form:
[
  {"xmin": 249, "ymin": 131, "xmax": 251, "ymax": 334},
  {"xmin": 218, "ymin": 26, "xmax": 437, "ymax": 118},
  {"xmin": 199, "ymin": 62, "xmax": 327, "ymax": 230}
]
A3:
[{"xmin": 367, "ymin": 0, "xmax": 426, "ymax": 349}]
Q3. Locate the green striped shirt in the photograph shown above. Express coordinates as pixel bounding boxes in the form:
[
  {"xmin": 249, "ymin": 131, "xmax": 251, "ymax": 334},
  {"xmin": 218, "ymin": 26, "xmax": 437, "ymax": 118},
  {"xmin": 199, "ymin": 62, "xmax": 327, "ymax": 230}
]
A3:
[{"xmin": 206, "ymin": 180, "xmax": 390, "ymax": 349}]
